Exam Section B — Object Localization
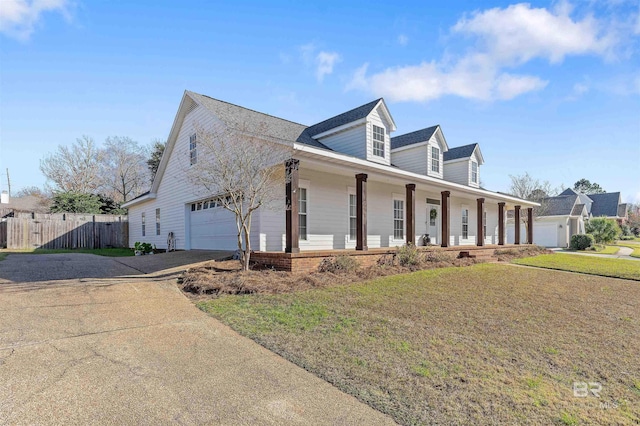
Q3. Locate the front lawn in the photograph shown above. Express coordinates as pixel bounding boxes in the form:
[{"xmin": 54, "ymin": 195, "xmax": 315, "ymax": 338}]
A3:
[
  {"xmin": 514, "ymin": 254, "xmax": 640, "ymax": 280},
  {"xmin": 0, "ymin": 248, "xmax": 134, "ymax": 257},
  {"xmin": 614, "ymin": 242, "xmax": 640, "ymax": 258},
  {"xmin": 593, "ymin": 245, "xmax": 620, "ymax": 255},
  {"xmin": 198, "ymin": 264, "xmax": 640, "ymax": 425}
]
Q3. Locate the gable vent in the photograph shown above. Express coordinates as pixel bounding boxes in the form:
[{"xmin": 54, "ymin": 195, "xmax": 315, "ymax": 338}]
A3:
[{"xmin": 185, "ymin": 98, "xmax": 199, "ymax": 115}]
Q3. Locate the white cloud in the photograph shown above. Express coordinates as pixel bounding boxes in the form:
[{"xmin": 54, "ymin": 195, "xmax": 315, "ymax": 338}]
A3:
[
  {"xmin": 348, "ymin": 2, "xmax": 619, "ymax": 103},
  {"xmin": 0, "ymin": 0, "xmax": 71, "ymax": 41},
  {"xmin": 315, "ymin": 51, "xmax": 341, "ymax": 82},
  {"xmin": 397, "ymin": 34, "xmax": 409, "ymax": 46}
]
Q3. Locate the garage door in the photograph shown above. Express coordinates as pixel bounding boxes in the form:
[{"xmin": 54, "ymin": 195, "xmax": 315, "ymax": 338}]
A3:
[
  {"xmin": 189, "ymin": 201, "xmax": 238, "ymax": 250},
  {"xmin": 533, "ymin": 222, "xmax": 558, "ymax": 247}
]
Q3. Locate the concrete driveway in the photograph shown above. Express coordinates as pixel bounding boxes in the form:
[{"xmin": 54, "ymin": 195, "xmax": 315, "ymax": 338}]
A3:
[{"xmin": 0, "ymin": 253, "xmax": 394, "ymax": 425}]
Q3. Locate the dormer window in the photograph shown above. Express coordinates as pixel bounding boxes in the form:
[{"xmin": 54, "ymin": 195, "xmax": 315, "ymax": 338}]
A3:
[
  {"xmin": 373, "ymin": 125, "xmax": 385, "ymax": 157},
  {"xmin": 471, "ymin": 161, "xmax": 478, "ymax": 183},
  {"xmin": 431, "ymin": 146, "xmax": 440, "ymax": 173}
]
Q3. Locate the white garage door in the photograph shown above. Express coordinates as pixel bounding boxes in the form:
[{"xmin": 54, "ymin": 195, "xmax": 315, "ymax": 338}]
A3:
[
  {"xmin": 189, "ymin": 201, "xmax": 238, "ymax": 250},
  {"xmin": 533, "ymin": 222, "xmax": 559, "ymax": 248}
]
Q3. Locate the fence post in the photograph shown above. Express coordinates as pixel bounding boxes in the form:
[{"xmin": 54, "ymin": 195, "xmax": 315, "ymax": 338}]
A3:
[{"xmin": 92, "ymin": 215, "xmax": 96, "ymax": 249}]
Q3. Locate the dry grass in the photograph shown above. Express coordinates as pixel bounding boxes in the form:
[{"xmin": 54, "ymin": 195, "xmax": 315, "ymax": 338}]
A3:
[{"xmin": 196, "ymin": 264, "xmax": 640, "ymax": 425}]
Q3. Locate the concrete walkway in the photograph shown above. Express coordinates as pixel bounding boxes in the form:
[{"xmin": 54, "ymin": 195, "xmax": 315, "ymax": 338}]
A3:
[
  {"xmin": 550, "ymin": 246, "xmax": 640, "ymax": 261},
  {"xmin": 0, "ymin": 253, "xmax": 395, "ymax": 425}
]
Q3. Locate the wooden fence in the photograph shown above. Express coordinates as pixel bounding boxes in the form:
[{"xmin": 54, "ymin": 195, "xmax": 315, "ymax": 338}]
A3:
[{"xmin": 0, "ymin": 213, "xmax": 128, "ymax": 250}]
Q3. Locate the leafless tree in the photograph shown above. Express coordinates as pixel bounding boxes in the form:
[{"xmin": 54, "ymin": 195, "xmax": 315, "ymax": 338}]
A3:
[
  {"xmin": 101, "ymin": 136, "xmax": 150, "ymax": 203},
  {"xmin": 187, "ymin": 121, "xmax": 293, "ymax": 270},
  {"xmin": 40, "ymin": 136, "xmax": 104, "ymax": 193},
  {"xmin": 508, "ymin": 172, "xmax": 559, "ymax": 233}
]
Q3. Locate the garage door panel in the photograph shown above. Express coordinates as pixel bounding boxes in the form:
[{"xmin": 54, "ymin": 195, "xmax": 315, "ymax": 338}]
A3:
[
  {"xmin": 533, "ymin": 223, "xmax": 558, "ymax": 247},
  {"xmin": 190, "ymin": 208, "xmax": 238, "ymax": 250}
]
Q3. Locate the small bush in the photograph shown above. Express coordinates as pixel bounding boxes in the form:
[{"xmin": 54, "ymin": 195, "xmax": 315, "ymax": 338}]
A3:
[
  {"xmin": 377, "ymin": 254, "xmax": 396, "ymax": 267},
  {"xmin": 619, "ymin": 235, "xmax": 635, "ymax": 241},
  {"xmin": 620, "ymin": 224, "xmax": 633, "ymax": 237},
  {"xmin": 423, "ymin": 250, "xmax": 456, "ymax": 263},
  {"xmin": 397, "ymin": 243, "xmax": 422, "ymax": 266},
  {"xmin": 585, "ymin": 217, "xmax": 621, "ymax": 244},
  {"xmin": 318, "ymin": 255, "xmax": 360, "ymax": 273},
  {"xmin": 570, "ymin": 234, "xmax": 595, "ymax": 250}
]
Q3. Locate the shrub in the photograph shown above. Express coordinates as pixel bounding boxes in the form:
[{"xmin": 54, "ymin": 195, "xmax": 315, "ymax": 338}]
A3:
[
  {"xmin": 570, "ymin": 234, "xmax": 595, "ymax": 250},
  {"xmin": 134, "ymin": 241, "xmax": 153, "ymax": 254},
  {"xmin": 318, "ymin": 255, "xmax": 360, "ymax": 273},
  {"xmin": 377, "ymin": 254, "xmax": 396, "ymax": 267},
  {"xmin": 619, "ymin": 235, "xmax": 635, "ymax": 241},
  {"xmin": 585, "ymin": 217, "xmax": 621, "ymax": 244},
  {"xmin": 620, "ymin": 224, "xmax": 633, "ymax": 237},
  {"xmin": 397, "ymin": 243, "xmax": 422, "ymax": 266}
]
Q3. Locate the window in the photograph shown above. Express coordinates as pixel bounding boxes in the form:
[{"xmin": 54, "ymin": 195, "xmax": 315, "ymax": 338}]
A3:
[
  {"xmin": 189, "ymin": 133, "xmax": 197, "ymax": 165},
  {"xmin": 429, "ymin": 208, "xmax": 437, "ymax": 227},
  {"xmin": 191, "ymin": 204, "xmax": 196, "ymax": 212},
  {"xmin": 372, "ymin": 125, "xmax": 385, "ymax": 157},
  {"xmin": 141, "ymin": 213, "xmax": 146, "ymax": 237},
  {"xmin": 431, "ymin": 146, "xmax": 440, "ymax": 173},
  {"xmin": 155, "ymin": 208, "xmax": 161, "ymax": 235},
  {"xmin": 462, "ymin": 208, "xmax": 469, "ymax": 239},
  {"xmin": 393, "ymin": 199, "xmax": 404, "ymax": 240},
  {"xmin": 483, "ymin": 210, "xmax": 487, "ymax": 237},
  {"xmin": 349, "ymin": 194, "xmax": 357, "ymax": 241},
  {"xmin": 471, "ymin": 161, "xmax": 478, "ymax": 183},
  {"xmin": 299, "ymin": 188, "xmax": 307, "ymax": 240}
]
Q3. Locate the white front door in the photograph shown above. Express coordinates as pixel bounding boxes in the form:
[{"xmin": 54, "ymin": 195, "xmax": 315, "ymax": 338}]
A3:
[{"xmin": 427, "ymin": 204, "xmax": 439, "ymax": 244}]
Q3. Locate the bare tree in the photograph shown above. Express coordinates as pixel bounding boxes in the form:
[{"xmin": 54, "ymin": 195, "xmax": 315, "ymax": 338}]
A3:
[
  {"xmin": 508, "ymin": 172, "xmax": 559, "ymax": 233},
  {"xmin": 101, "ymin": 137, "xmax": 150, "ymax": 203},
  {"xmin": 187, "ymin": 121, "xmax": 292, "ymax": 270},
  {"xmin": 40, "ymin": 136, "xmax": 104, "ymax": 193}
]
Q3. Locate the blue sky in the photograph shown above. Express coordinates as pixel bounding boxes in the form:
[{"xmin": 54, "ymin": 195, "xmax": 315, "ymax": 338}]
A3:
[{"xmin": 1, "ymin": 0, "xmax": 639, "ymax": 202}]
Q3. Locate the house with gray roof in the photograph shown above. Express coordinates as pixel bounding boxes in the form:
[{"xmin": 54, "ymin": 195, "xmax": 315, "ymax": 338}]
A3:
[
  {"xmin": 123, "ymin": 90, "xmax": 538, "ymax": 260},
  {"xmin": 507, "ymin": 187, "xmax": 628, "ymax": 247}
]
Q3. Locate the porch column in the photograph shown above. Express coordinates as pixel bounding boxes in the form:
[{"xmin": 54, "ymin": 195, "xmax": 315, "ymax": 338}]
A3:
[
  {"xmin": 356, "ymin": 173, "xmax": 368, "ymax": 251},
  {"xmin": 406, "ymin": 184, "xmax": 416, "ymax": 245},
  {"xmin": 441, "ymin": 191, "xmax": 450, "ymax": 248},
  {"xmin": 527, "ymin": 207, "xmax": 534, "ymax": 244},
  {"xmin": 498, "ymin": 202, "xmax": 505, "ymax": 245},
  {"xmin": 285, "ymin": 159, "xmax": 300, "ymax": 253},
  {"xmin": 514, "ymin": 205, "xmax": 521, "ymax": 245},
  {"xmin": 476, "ymin": 198, "xmax": 485, "ymax": 247}
]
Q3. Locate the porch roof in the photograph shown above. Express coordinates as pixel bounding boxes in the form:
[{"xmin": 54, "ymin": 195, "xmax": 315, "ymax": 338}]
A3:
[{"xmin": 293, "ymin": 143, "xmax": 539, "ymax": 208}]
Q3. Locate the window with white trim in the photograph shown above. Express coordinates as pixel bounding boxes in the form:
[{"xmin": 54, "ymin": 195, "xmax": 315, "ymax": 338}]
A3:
[
  {"xmin": 471, "ymin": 161, "xmax": 478, "ymax": 184},
  {"xmin": 141, "ymin": 213, "xmax": 146, "ymax": 237},
  {"xmin": 462, "ymin": 208, "xmax": 469, "ymax": 239},
  {"xmin": 483, "ymin": 210, "xmax": 487, "ymax": 237},
  {"xmin": 349, "ymin": 194, "xmax": 357, "ymax": 241},
  {"xmin": 372, "ymin": 125, "xmax": 385, "ymax": 157},
  {"xmin": 156, "ymin": 208, "xmax": 161, "ymax": 236},
  {"xmin": 393, "ymin": 199, "xmax": 404, "ymax": 240},
  {"xmin": 299, "ymin": 188, "xmax": 307, "ymax": 240},
  {"xmin": 189, "ymin": 133, "xmax": 197, "ymax": 165},
  {"xmin": 431, "ymin": 146, "xmax": 440, "ymax": 173}
]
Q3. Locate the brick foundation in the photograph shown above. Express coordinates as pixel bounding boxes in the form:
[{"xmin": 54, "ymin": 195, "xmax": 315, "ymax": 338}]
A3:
[{"xmin": 251, "ymin": 244, "xmax": 525, "ymax": 273}]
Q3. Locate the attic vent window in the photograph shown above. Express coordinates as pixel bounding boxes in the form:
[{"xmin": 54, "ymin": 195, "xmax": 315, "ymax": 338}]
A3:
[
  {"xmin": 373, "ymin": 125, "xmax": 385, "ymax": 157},
  {"xmin": 186, "ymin": 99, "xmax": 199, "ymax": 115},
  {"xmin": 189, "ymin": 133, "xmax": 197, "ymax": 165}
]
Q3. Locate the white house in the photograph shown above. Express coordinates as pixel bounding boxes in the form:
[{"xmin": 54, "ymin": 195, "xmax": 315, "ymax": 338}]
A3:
[
  {"xmin": 122, "ymin": 90, "xmax": 538, "ymax": 253},
  {"xmin": 507, "ymin": 188, "xmax": 628, "ymax": 247}
]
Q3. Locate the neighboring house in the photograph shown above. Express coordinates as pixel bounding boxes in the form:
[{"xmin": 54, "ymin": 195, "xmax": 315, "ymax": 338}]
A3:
[
  {"xmin": 507, "ymin": 188, "xmax": 628, "ymax": 247},
  {"xmin": 1, "ymin": 193, "xmax": 50, "ymax": 219},
  {"xmin": 122, "ymin": 90, "xmax": 538, "ymax": 252}
]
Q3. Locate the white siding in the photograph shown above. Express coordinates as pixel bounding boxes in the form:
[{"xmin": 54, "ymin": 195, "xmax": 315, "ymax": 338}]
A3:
[
  {"xmin": 366, "ymin": 106, "xmax": 392, "ymax": 166},
  {"xmin": 443, "ymin": 160, "xmax": 469, "ymax": 186},
  {"xmin": 391, "ymin": 145, "xmax": 428, "ymax": 175},
  {"xmin": 427, "ymin": 141, "xmax": 444, "ymax": 179},
  {"xmin": 316, "ymin": 124, "xmax": 366, "ymax": 159}
]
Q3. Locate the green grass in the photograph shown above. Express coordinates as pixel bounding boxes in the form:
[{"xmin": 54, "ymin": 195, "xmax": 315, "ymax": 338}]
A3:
[
  {"xmin": 514, "ymin": 253, "xmax": 640, "ymax": 280},
  {"xmin": 197, "ymin": 264, "xmax": 640, "ymax": 425},
  {"xmin": 0, "ymin": 247, "xmax": 134, "ymax": 257},
  {"xmin": 0, "ymin": 252, "xmax": 7, "ymax": 262},
  {"xmin": 593, "ymin": 245, "xmax": 620, "ymax": 255},
  {"xmin": 614, "ymin": 242, "xmax": 640, "ymax": 258}
]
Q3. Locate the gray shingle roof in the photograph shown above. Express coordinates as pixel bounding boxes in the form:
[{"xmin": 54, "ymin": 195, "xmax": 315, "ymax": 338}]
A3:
[
  {"xmin": 571, "ymin": 203, "xmax": 585, "ymax": 216},
  {"xmin": 541, "ymin": 195, "xmax": 578, "ymax": 216},
  {"xmin": 302, "ymin": 98, "xmax": 382, "ymax": 138},
  {"xmin": 390, "ymin": 125, "xmax": 439, "ymax": 150},
  {"xmin": 589, "ymin": 192, "xmax": 622, "ymax": 217},
  {"xmin": 443, "ymin": 143, "xmax": 479, "ymax": 161},
  {"xmin": 187, "ymin": 91, "xmax": 331, "ymax": 150}
]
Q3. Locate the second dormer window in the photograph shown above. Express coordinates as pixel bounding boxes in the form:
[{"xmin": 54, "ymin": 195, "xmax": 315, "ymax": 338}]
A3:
[
  {"xmin": 373, "ymin": 125, "xmax": 385, "ymax": 157},
  {"xmin": 431, "ymin": 146, "xmax": 440, "ymax": 173},
  {"xmin": 471, "ymin": 161, "xmax": 478, "ymax": 183}
]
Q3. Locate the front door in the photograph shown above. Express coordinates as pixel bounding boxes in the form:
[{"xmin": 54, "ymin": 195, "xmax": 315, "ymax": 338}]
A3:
[{"xmin": 427, "ymin": 204, "xmax": 439, "ymax": 245}]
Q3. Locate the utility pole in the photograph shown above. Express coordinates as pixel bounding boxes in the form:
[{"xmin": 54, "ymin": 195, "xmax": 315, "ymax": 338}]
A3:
[{"xmin": 6, "ymin": 168, "xmax": 10, "ymax": 196}]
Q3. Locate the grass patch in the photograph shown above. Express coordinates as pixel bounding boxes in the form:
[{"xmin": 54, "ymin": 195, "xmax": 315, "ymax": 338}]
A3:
[
  {"xmin": 513, "ymin": 253, "xmax": 640, "ymax": 281},
  {"xmin": 0, "ymin": 252, "xmax": 7, "ymax": 262},
  {"xmin": 0, "ymin": 248, "xmax": 134, "ymax": 257},
  {"xmin": 593, "ymin": 245, "xmax": 620, "ymax": 255},
  {"xmin": 614, "ymin": 242, "xmax": 640, "ymax": 258},
  {"xmin": 196, "ymin": 264, "xmax": 640, "ymax": 425}
]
